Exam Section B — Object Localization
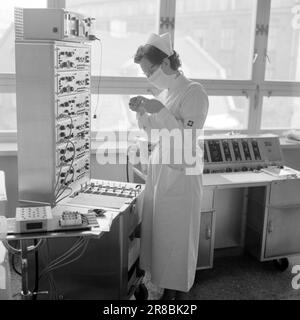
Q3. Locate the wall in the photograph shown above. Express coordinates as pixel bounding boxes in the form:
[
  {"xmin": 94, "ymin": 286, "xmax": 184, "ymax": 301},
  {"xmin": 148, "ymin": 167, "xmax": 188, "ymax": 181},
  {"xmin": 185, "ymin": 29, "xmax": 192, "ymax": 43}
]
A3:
[{"xmin": 0, "ymin": 147, "xmax": 300, "ymax": 218}]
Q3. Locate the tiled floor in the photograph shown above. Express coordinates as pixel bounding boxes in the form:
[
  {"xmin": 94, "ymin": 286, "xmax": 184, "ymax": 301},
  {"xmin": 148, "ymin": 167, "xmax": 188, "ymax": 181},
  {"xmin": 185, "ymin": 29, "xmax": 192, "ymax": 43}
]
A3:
[{"xmin": 8, "ymin": 252, "xmax": 300, "ymax": 300}]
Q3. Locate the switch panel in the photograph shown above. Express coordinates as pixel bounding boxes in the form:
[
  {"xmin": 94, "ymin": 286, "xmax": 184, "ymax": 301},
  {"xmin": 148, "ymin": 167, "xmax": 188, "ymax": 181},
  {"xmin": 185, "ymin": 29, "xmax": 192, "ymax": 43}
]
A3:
[
  {"xmin": 56, "ymin": 94, "xmax": 90, "ymax": 117},
  {"xmin": 56, "ymin": 46, "xmax": 91, "ymax": 71},
  {"xmin": 56, "ymin": 71, "xmax": 90, "ymax": 95},
  {"xmin": 203, "ymin": 135, "xmax": 283, "ymax": 174}
]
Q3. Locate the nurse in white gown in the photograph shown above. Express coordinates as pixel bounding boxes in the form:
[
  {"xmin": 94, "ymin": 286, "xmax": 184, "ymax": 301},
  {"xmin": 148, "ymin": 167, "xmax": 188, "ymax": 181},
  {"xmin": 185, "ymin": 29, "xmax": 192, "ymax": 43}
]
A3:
[{"xmin": 129, "ymin": 33, "xmax": 209, "ymax": 299}]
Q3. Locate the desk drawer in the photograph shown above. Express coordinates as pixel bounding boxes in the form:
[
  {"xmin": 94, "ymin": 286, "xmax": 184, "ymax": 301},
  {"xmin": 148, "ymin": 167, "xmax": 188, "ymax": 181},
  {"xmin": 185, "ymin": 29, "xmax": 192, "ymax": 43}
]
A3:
[{"xmin": 269, "ymin": 180, "xmax": 300, "ymax": 206}]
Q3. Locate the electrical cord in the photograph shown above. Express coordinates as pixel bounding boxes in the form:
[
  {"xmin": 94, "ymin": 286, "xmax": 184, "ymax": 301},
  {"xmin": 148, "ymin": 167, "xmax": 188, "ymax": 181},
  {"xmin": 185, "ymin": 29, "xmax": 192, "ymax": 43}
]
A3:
[
  {"xmin": 32, "ymin": 239, "xmax": 39, "ymax": 300},
  {"xmin": 93, "ymin": 38, "xmax": 102, "ymax": 119},
  {"xmin": 55, "ymin": 187, "xmax": 73, "ymax": 205},
  {"xmin": 11, "ymin": 254, "xmax": 21, "ymax": 276},
  {"xmin": 40, "ymin": 240, "xmax": 89, "ymax": 278},
  {"xmin": 45, "ymin": 240, "xmax": 89, "ymax": 275},
  {"xmin": 126, "ymin": 154, "xmax": 130, "ymax": 182},
  {"xmin": 54, "ymin": 115, "xmax": 75, "ymax": 197},
  {"xmin": 44, "ymin": 240, "xmax": 58, "ymax": 300},
  {"xmin": 37, "ymin": 238, "xmax": 86, "ymax": 299},
  {"xmin": 39, "ymin": 237, "xmax": 86, "ymax": 279},
  {"xmin": 55, "ymin": 140, "xmax": 76, "ymax": 201},
  {"xmin": 44, "ymin": 237, "xmax": 85, "ymax": 269}
]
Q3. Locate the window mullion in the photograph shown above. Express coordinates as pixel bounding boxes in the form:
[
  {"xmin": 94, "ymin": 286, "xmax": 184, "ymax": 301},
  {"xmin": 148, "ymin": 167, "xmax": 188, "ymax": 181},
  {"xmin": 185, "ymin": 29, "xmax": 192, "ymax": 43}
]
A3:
[
  {"xmin": 250, "ymin": 0, "xmax": 271, "ymax": 133},
  {"xmin": 252, "ymin": 0, "xmax": 271, "ymax": 84},
  {"xmin": 159, "ymin": 0, "xmax": 176, "ymax": 43}
]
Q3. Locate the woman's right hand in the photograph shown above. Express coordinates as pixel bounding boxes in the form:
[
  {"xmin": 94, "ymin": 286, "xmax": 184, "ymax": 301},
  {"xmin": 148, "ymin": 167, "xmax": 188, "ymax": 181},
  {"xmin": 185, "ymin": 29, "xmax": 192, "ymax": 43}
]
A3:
[{"xmin": 129, "ymin": 96, "xmax": 147, "ymax": 114}]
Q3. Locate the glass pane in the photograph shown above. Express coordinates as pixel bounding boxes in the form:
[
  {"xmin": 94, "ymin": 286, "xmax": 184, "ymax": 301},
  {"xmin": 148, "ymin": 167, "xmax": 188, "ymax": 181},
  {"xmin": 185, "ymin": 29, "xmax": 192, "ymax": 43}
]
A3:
[
  {"xmin": 205, "ymin": 96, "xmax": 249, "ymax": 130},
  {"xmin": 66, "ymin": 0, "xmax": 159, "ymax": 76},
  {"xmin": 266, "ymin": 0, "xmax": 300, "ymax": 81},
  {"xmin": 91, "ymin": 94, "xmax": 249, "ymax": 132},
  {"xmin": 175, "ymin": 0, "xmax": 257, "ymax": 80},
  {"xmin": 0, "ymin": 0, "xmax": 47, "ymax": 73},
  {"xmin": 261, "ymin": 96, "xmax": 300, "ymax": 129},
  {"xmin": 0, "ymin": 93, "xmax": 17, "ymax": 130},
  {"xmin": 91, "ymin": 94, "xmax": 150, "ymax": 131}
]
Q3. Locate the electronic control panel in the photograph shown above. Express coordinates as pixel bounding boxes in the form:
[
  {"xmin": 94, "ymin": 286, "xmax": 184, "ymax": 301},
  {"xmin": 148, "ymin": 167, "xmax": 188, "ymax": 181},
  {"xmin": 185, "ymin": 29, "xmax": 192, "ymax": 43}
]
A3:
[
  {"xmin": 64, "ymin": 180, "xmax": 145, "ymax": 211},
  {"xmin": 16, "ymin": 41, "xmax": 92, "ymax": 206},
  {"xmin": 203, "ymin": 134, "xmax": 283, "ymax": 174},
  {"xmin": 56, "ymin": 46, "xmax": 91, "ymax": 70},
  {"xmin": 15, "ymin": 8, "xmax": 95, "ymax": 42},
  {"xmin": 80, "ymin": 180, "xmax": 143, "ymax": 199},
  {"xmin": 56, "ymin": 71, "xmax": 90, "ymax": 95}
]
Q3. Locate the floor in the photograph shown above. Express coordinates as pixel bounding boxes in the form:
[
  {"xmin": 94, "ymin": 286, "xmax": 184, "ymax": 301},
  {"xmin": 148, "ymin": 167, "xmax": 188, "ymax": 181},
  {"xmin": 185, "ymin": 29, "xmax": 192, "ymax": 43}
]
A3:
[{"xmin": 7, "ymin": 251, "xmax": 300, "ymax": 300}]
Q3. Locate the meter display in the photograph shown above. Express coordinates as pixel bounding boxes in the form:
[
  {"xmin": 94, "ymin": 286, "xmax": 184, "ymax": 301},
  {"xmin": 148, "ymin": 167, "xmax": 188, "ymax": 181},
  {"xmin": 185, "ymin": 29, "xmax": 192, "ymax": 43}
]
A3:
[
  {"xmin": 204, "ymin": 143, "xmax": 209, "ymax": 163},
  {"xmin": 208, "ymin": 140, "xmax": 223, "ymax": 162},
  {"xmin": 251, "ymin": 140, "xmax": 261, "ymax": 160},
  {"xmin": 242, "ymin": 140, "xmax": 252, "ymax": 161},
  {"xmin": 222, "ymin": 140, "xmax": 232, "ymax": 162},
  {"xmin": 232, "ymin": 140, "xmax": 242, "ymax": 161}
]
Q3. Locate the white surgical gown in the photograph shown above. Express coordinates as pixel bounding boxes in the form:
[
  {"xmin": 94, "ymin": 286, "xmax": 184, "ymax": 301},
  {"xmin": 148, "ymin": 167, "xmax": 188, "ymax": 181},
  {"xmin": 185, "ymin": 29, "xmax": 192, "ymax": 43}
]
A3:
[{"xmin": 137, "ymin": 73, "xmax": 209, "ymax": 292}]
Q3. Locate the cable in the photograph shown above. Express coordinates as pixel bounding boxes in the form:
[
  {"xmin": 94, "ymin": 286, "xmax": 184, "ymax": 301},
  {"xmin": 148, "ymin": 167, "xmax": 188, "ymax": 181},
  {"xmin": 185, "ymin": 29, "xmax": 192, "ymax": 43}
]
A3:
[
  {"xmin": 55, "ymin": 187, "xmax": 73, "ymax": 205},
  {"xmin": 55, "ymin": 140, "xmax": 76, "ymax": 200},
  {"xmin": 126, "ymin": 154, "xmax": 130, "ymax": 182},
  {"xmin": 39, "ymin": 238, "xmax": 88, "ymax": 280},
  {"xmin": 39, "ymin": 237, "xmax": 85, "ymax": 278},
  {"xmin": 32, "ymin": 239, "xmax": 39, "ymax": 300},
  {"xmin": 93, "ymin": 38, "xmax": 102, "ymax": 119},
  {"xmin": 44, "ymin": 237, "xmax": 85, "ymax": 268},
  {"xmin": 12, "ymin": 254, "xmax": 21, "ymax": 276},
  {"xmin": 44, "ymin": 240, "xmax": 89, "ymax": 275},
  {"xmin": 37, "ymin": 238, "xmax": 86, "ymax": 299},
  {"xmin": 54, "ymin": 115, "xmax": 75, "ymax": 197}
]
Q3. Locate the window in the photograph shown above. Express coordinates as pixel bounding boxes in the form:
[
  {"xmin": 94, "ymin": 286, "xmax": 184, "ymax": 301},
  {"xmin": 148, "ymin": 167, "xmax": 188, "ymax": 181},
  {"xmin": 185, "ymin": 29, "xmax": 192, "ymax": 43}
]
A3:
[
  {"xmin": 266, "ymin": 0, "xmax": 300, "ymax": 81},
  {"xmin": 66, "ymin": 0, "xmax": 160, "ymax": 77},
  {"xmin": 0, "ymin": 1, "xmax": 46, "ymax": 132},
  {"xmin": 1, "ymin": 0, "xmax": 300, "ymax": 137},
  {"xmin": 261, "ymin": 97, "xmax": 300, "ymax": 129},
  {"xmin": 0, "ymin": 94, "xmax": 17, "ymax": 130},
  {"xmin": 174, "ymin": 0, "xmax": 257, "ymax": 80},
  {"xmin": 0, "ymin": 0, "xmax": 47, "ymax": 74},
  {"xmin": 205, "ymin": 96, "xmax": 249, "ymax": 130},
  {"xmin": 220, "ymin": 28, "xmax": 235, "ymax": 51},
  {"xmin": 91, "ymin": 94, "xmax": 141, "ymax": 131}
]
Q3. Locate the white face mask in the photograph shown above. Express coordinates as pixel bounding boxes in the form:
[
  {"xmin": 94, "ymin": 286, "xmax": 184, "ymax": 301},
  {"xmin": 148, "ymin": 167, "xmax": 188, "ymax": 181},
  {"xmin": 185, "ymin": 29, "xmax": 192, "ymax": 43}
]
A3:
[{"xmin": 147, "ymin": 66, "xmax": 177, "ymax": 90}]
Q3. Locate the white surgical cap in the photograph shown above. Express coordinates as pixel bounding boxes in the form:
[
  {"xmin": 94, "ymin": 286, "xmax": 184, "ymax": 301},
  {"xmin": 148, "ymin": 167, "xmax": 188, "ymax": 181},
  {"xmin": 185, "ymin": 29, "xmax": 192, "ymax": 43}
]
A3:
[{"xmin": 145, "ymin": 32, "xmax": 174, "ymax": 57}]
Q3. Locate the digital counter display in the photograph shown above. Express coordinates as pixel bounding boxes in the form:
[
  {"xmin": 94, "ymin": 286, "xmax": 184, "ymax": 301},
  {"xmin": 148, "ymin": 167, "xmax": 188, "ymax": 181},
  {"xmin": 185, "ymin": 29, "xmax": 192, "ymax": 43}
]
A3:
[
  {"xmin": 242, "ymin": 140, "xmax": 252, "ymax": 161},
  {"xmin": 251, "ymin": 140, "xmax": 261, "ymax": 160},
  {"xmin": 26, "ymin": 222, "xmax": 43, "ymax": 230},
  {"xmin": 232, "ymin": 140, "xmax": 242, "ymax": 161},
  {"xmin": 208, "ymin": 140, "xmax": 223, "ymax": 162},
  {"xmin": 222, "ymin": 141, "xmax": 232, "ymax": 162}
]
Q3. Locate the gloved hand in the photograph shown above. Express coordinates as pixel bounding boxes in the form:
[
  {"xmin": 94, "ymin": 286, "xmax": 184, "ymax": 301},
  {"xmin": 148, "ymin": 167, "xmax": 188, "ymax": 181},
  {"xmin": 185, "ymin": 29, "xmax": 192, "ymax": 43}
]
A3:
[
  {"xmin": 129, "ymin": 96, "xmax": 165, "ymax": 114},
  {"xmin": 129, "ymin": 96, "xmax": 147, "ymax": 113}
]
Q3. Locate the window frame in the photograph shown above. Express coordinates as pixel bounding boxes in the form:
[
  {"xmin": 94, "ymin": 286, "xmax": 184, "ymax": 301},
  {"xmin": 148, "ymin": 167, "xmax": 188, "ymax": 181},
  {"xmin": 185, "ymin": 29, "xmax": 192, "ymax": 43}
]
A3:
[{"xmin": 0, "ymin": 0, "xmax": 299, "ymax": 141}]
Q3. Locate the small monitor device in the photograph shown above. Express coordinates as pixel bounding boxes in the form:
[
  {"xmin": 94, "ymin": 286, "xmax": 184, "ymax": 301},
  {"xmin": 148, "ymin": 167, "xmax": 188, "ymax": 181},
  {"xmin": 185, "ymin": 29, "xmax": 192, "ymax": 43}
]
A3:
[{"xmin": 15, "ymin": 206, "xmax": 53, "ymax": 234}]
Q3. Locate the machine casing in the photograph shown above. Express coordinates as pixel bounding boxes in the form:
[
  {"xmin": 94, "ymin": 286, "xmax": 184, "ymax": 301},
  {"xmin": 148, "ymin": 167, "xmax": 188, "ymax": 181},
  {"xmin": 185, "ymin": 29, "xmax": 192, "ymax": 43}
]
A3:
[
  {"xmin": 15, "ymin": 8, "xmax": 94, "ymax": 42},
  {"xmin": 16, "ymin": 40, "xmax": 91, "ymax": 206}
]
